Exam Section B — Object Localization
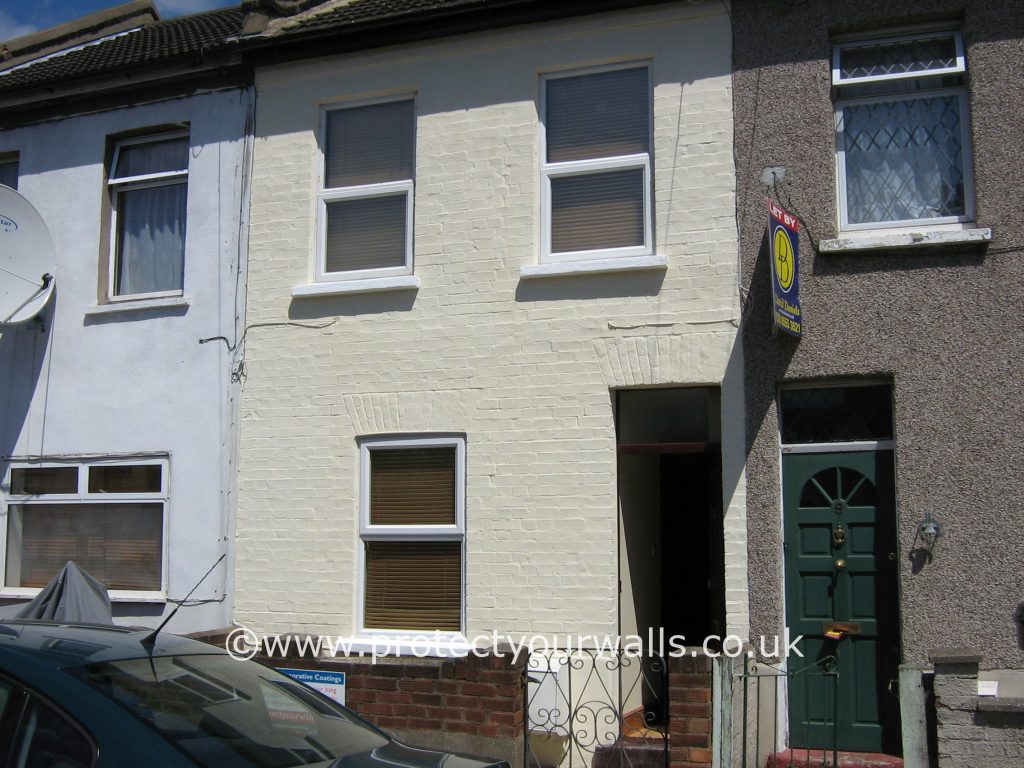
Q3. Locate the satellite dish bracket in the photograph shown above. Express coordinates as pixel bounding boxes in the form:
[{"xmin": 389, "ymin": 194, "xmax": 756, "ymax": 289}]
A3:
[{"xmin": 1, "ymin": 273, "xmax": 54, "ymax": 325}]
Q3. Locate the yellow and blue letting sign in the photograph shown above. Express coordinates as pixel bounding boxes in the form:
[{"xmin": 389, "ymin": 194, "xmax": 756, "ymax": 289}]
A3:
[{"xmin": 768, "ymin": 200, "xmax": 802, "ymax": 337}]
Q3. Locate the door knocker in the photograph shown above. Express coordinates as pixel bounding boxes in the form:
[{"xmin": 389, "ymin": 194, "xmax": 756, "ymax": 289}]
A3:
[{"xmin": 833, "ymin": 522, "xmax": 847, "ymax": 548}]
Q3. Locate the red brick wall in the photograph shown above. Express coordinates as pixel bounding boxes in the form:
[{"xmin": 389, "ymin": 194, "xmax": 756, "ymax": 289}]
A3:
[
  {"xmin": 668, "ymin": 655, "xmax": 714, "ymax": 768},
  {"xmin": 259, "ymin": 644, "xmax": 715, "ymax": 767},
  {"xmin": 264, "ymin": 650, "xmax": 526, "ymax": 741}
]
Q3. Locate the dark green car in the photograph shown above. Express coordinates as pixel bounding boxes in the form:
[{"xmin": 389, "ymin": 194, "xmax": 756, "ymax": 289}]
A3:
[{"xmin": 0, "ymin": 620, "xmax": 507, "ymax": 768}]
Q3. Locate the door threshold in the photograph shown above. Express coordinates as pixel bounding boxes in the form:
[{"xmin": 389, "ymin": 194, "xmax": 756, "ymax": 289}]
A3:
[{"xmin": 767, "ymin": 750, "xmax": 903, "ymax": 768}]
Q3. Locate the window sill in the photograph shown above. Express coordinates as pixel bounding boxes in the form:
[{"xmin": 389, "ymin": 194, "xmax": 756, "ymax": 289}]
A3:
[
  {"xmin": 976, "ymin": 697, "xmax": 1024, "ymax": 714},
  {"xmin": 329, "ymin": 635, "xmax": 474, "ymax": 659},
  {"xmin": 0, "ymin": 588, "xmax": 166, "ymax": 604},
  {"xmin": 820, "ymin": 227, "xmax": 992, "ymax": 253},
  {"xmin": 520, "ymin": 254, "xmax": 667, "ymax": 279},
  {"xmin": 85, "ymin": 296, "xmax": 189, "ymax": 316},
  {"xmin": 291, "ymin": 275, "xmax": 420, "ymax": 298}
]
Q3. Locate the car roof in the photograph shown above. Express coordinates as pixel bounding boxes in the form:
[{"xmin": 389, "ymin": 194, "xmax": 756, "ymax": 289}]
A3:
[{"xmin": 0, "ymin": 620, "xmax": 228, "ymax": 670}]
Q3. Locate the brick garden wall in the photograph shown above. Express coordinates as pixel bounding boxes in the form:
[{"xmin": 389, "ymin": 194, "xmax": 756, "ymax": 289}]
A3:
[
  {"xmin": 259, "ymin": 647, "xmax": 716, "ymax": 768},
  {"xmin": 342, "ymin": 655, "xmax": 525, "ymax": 740},
  {"xmin": 668, "ymin": 655, "xmax": 714, "ymax": 768},
  {"xmin": 931, "ymin": 651, "xmax": 1024, "ymax": 768},
  {"xmin": 263, "ymin": 650, "xmax": 527, "ymax": 767}
]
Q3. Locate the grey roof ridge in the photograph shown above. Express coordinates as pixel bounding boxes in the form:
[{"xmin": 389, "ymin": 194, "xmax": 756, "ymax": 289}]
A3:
[
  {"xmin": 264, "ymin": 0, "xmax": 365, "ymax": 35},
  {"xmin": 0, "ymin": 27, "xmax": 145, "ymax": 80},
  {"xmin": 0, "ymin": 0, "xmax": 157, "ymax": 71},
  {"xmin": 237, "ymin": 0, "xmax": 681, "ymax": 49},
  {"xmin": 0, "ymin": 6, "xmax": 245, "ymax": 94}
]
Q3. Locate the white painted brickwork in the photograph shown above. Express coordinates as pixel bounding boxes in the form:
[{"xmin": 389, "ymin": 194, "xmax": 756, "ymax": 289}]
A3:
[
  {"xmin": 236, "ymin": 2, "xmax": 748, "ymax": 641},
  {"xmin": 0, "ymin": 89, "xmax": 250, "ymax": 632}
]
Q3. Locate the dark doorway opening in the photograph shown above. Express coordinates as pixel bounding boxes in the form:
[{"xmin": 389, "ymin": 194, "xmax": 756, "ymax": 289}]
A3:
[
  {"xmin": 660, "ymin": 451, "xmax": 724, "ymax": 642},
  {"xmin": 616, "ymin": 387, "xmax": 726, "ymax": 656}
]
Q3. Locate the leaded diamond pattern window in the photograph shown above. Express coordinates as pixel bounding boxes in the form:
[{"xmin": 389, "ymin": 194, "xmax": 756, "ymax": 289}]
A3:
[
  {"xmin": 780, "ymin": 385, "xmax": 893, "ymax": 445},
  {"xmin": 841, "ymin": 95, "xmax": 965, "ymax": 224},
  {"xmin": 833, "ymin": 31, "xmax": 973, "ymax": 230},
  {"xmin": 836, "ymin": 35, "xmax": 959, "ymax": 82}
]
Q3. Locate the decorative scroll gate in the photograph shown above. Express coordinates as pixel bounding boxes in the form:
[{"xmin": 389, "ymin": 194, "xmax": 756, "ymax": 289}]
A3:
[
  {"xmin": 524, "ymin": 649, "xmax": 668, "ymax": 768},
  {"xmin": 736, "ymin": 655, "xmax": 839, "ymax": 768}
]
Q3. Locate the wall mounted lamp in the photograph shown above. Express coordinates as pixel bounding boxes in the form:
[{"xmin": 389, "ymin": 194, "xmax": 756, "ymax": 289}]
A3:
[
  {"xmin": 918, "ymin": 511, "xmax": 942, "ymax": 540},
  {"xmin": 916, "ymin": 511, "xmax": 942, "ymax": 560}
]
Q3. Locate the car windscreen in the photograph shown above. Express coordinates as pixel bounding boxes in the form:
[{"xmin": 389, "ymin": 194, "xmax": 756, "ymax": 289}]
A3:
[{"xmin": 72, "ymin": 654, "xmax": 388, "ymax": 767}]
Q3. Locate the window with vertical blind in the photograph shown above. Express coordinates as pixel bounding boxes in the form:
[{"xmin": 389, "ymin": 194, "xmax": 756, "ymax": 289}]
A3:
[
  {"xmin": 359, "ymin": 437, "xmax": 464, "ymax": 633},
  {"xmin": 541, "ymin": 64, "xmax": 652, "ymax": 262},
  {"xmin": 3, "ymin": 459, "xmax": 167, "ymax": 594},
  {"xmin": 319, "ymin": 99, "xmax": 415, "ymax": 281}
]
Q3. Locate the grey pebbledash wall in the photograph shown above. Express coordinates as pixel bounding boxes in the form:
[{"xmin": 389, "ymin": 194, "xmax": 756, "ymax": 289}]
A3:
[
  {"xmin": 732, "ymin": 0, "xmax": 1024, "ymax": 673},
  {"xmin": 930, "ymin": 649, "xmax": 1024, "ymax": 767}
]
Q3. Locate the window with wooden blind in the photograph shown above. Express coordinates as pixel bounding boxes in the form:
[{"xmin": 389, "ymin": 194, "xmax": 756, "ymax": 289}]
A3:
[
  {"xmin": 541, "ymin": 64, "xmax": 652, "ymax": 262},
  {"xmin": 318, "ymin": 99, "xmax": 415, "ymax": 281},
  {"xmin": 3, "ymin": 459, "xmax": 167, "ymax": 594},
  {"xmin": 359, "ymin": 437, "xmax": 464, "ymax": 633}
]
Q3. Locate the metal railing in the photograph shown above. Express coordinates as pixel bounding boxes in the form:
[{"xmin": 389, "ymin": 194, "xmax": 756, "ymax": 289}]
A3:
[
  {"xmin": 737, "ymin": 655, "xmax": 838, "ymax": 768},
  {"xmin": 524, "ymin": 648, "xmax": 668, "ymax": 768}
]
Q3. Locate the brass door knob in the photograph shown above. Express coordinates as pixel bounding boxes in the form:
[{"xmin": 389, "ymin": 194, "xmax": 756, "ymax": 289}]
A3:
[{"xmin": 835, "ymin": 559, "xmax": 847, "ymax": 570}]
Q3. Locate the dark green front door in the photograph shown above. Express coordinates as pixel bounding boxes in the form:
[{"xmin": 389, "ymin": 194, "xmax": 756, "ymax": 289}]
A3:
[{"xmin": 783, "ymin": 450, "xmax": 901, "ymax": 754}]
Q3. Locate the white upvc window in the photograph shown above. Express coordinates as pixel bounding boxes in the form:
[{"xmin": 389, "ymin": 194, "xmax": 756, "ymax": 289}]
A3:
[
  {"xmin": 540, "ymin": 63, "xmax": 653, "ymax": 263},
  {"xmin": 0, "ymin": 153, "xmax": 18, "ymax": 190},
  {"xmin": 317, "ymin": 98, "xmax": 415, "ymax": 282},
  {"xmin": 107, "ymin": 131, "xmax": 189, "ymax": 300},
  {"xmin": 833, "ymin": 30, "xmax": 974, "ymax": 231},
  {"xmin": 358, "ymin": 435, "xmax": 465, "ymax": 635},
  {"xmin": 1, "ymin": 458, "xmax": 169, "ymax": 598}
]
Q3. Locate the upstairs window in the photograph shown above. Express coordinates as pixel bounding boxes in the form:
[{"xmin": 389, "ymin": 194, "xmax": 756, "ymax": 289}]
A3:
[
  {"xmin": 108, "ymin": 132, "xmax": 189, "ymax": 299},
  {"xmin": 0, "ymin": 154, "xmax": 18, "ymax": 189},
  {"xmin": 319, "ymin": 99, "xmax": 415, "ymax": 281},
  {"xmin": 541, "ymin": 64, "xmax": 652, "ymax": 262},
  {"xmin": 3, "ymin": 459, "xmax": 167, "ymax": 594},
  {"xmin": 834, "ymin": 31, "xmax": 973, "ymax": 230}
]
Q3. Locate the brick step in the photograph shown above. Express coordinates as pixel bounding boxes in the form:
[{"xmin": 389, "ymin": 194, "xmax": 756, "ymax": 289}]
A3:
[
  {"xmin": 593, "ymin": 736, "xmax": 667, "ymax": 768},
  {"xmin": 766, "ymin": 749, "xmax": 903, "ymax": 768}
]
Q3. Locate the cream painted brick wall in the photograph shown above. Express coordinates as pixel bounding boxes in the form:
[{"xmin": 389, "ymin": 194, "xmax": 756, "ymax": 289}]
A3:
[{"xmin": 236, "ymin": 1, "xmax": 748, "ymax": 641}]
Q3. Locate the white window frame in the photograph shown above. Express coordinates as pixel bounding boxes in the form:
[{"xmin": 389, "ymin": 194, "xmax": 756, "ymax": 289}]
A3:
[
  {"xmin": 316, "ymin": 97, "xmax": 416, "ymax": 283},
  {"xmin": 833, "ymin": 30, "xmax": 975, "ymax": 232},
  {"xmin": 356, "ymin": 435, "xmax": 466, "ymax": 638},
  {"xmin": 540, "ymin": 62, "xmax": 654, "ymax": 263},
  {"xmin": 0, "ymin": 457, "xmax": 170, "ymax": 601},
  {"xmin": 107, "ymin": 130, "xmax": 189, "ymax": 302},
  {"xmin": 832, "ymin": 30, "xmax": 966, "ymax": 87}
]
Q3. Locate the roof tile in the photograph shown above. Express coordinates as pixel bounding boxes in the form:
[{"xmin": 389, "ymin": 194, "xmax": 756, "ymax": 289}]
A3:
[
  {"xmin": 261, "ymin": 0, "xmax": 484, "ymax": 37},
  {"xmin": 0, "ymin": 8, "xmax": 244, "ymax": 93}
]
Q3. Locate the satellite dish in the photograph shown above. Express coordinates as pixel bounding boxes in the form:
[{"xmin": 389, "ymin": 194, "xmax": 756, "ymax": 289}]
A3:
[{"xmin": 0, "ymin": 184, "xmax": 56, "ymax": 324}]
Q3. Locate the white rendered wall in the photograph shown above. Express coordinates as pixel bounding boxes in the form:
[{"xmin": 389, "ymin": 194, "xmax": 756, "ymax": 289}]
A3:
[
  {"xmin": 0, "ymin": 88, "xmax": 251, "ymax": 633},
  {"xmin": 237, "ymin": 2, "xmax": 748, "ymax": 642}
]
